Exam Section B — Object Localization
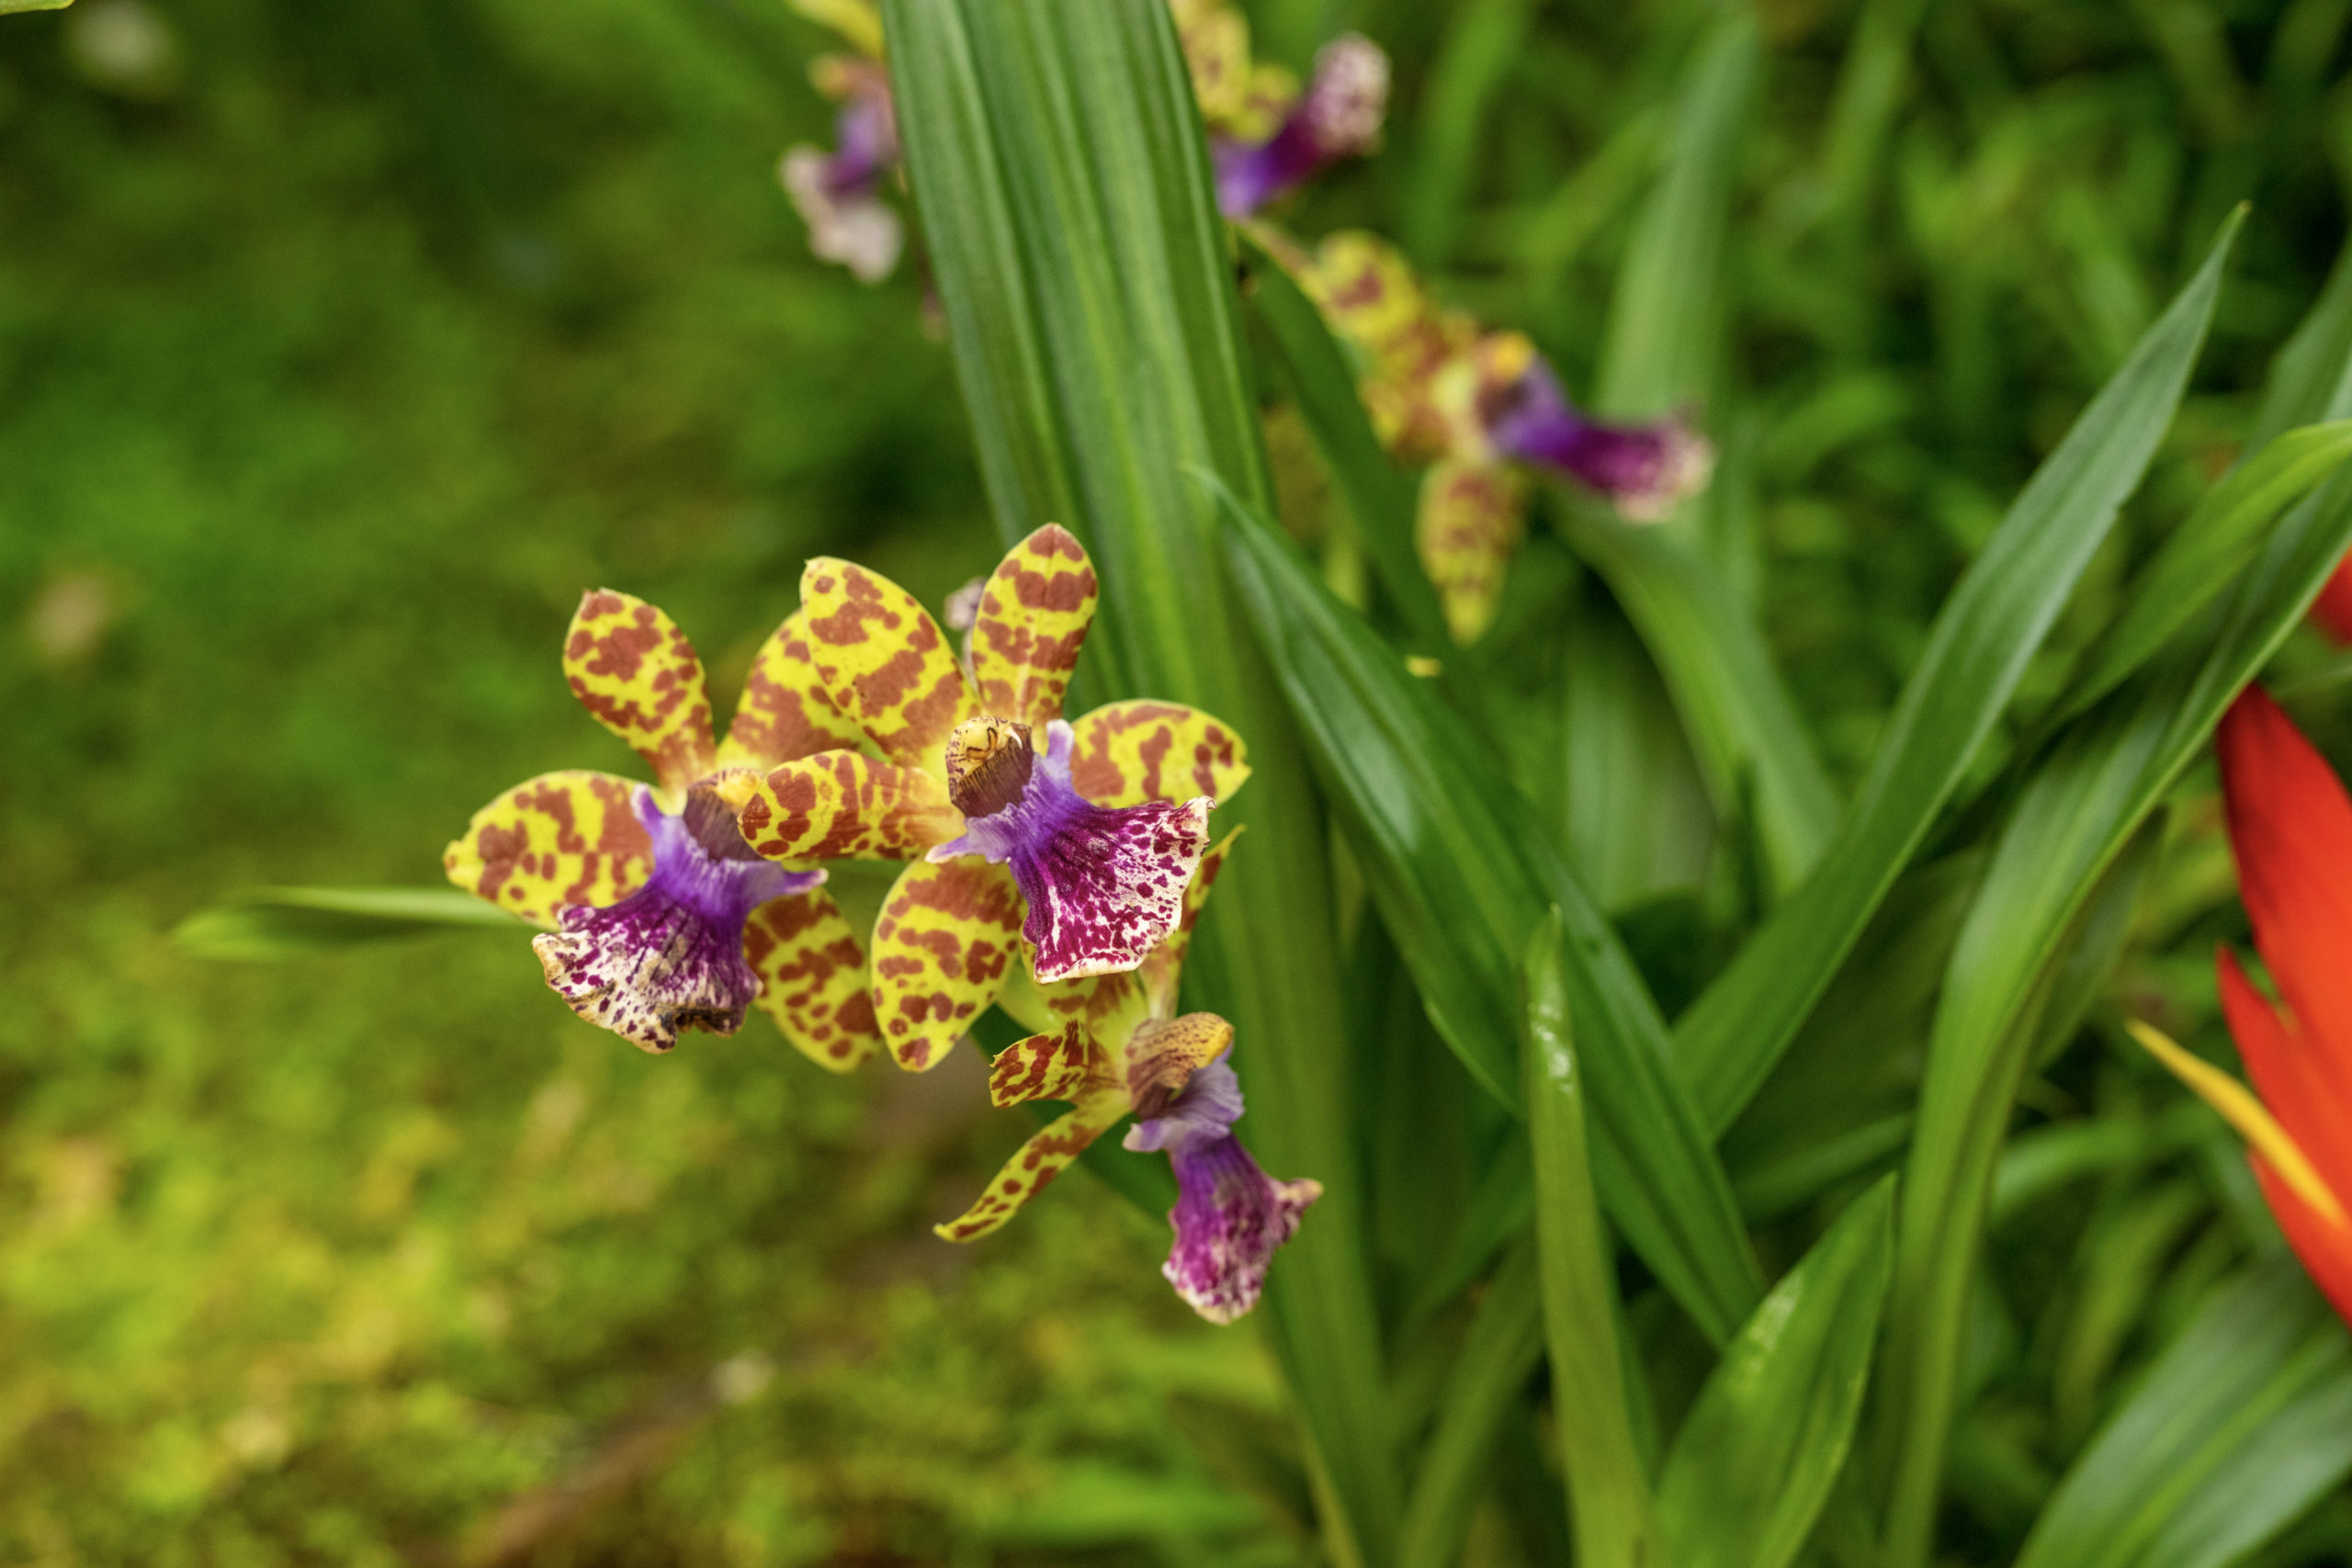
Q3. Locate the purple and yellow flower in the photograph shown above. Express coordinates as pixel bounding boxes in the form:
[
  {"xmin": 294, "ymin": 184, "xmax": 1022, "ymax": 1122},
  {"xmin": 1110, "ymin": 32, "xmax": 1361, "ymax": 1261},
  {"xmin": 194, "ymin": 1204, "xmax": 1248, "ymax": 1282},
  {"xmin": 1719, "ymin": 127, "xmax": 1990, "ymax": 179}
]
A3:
[
  {"xmin": 779, "ymin": 53, "xmax": 903, "ymax": 285},
  {"xmin": 444, "ymin": 592, "xmax": 882, "ymax": 1066},
  {"xmin": 735, "ymin": 525, "xmax": 1250, "ymax": 1072},
  {"xmin": 1170, "ymin": 0, "xmax": 1389, "ymax": 219},
  {"xmin": 936, "ymin": 833, "xmax": 1321, "ymax": 1324},
  {"xmin": 1295, "ymin": 230, "xmax": 1714, "ymax": 642}
]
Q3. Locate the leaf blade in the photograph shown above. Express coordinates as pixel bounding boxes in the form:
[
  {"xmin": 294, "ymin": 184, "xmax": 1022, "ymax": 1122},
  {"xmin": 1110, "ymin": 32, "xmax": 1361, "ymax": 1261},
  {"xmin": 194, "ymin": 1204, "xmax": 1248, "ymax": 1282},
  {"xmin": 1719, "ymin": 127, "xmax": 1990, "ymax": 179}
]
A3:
[{"xmin": 1674, "ymin": 208, "xmax": 2245, "ymax": 1134}]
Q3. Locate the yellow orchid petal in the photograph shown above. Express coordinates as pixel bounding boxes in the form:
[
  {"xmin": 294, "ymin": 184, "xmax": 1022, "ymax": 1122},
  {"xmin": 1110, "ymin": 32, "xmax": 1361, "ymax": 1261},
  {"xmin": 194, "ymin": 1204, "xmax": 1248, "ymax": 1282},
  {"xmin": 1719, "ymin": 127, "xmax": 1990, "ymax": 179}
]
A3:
[
  {"xmin": 933, "ymin": 1097, "xmax": 1127, "ymax": 1243},
  {"xmin": 717, "ymin": 609, "xmax": 868, "ymax": 773},
  {"xmin": 562, "ymin": 591, "xmax": 718, "ymax": 794},
  {"xmin": 986, "ymin": 1020, "xmax": 1115, "ymax": 1108},
  {"xmin": 870, "ymin": 857, "xmax": 1025, "ymax": 1072},
  {"xmin": 744, "ymin": 888, "xmax": 881, "ymax": 1073},
  {"xmin": 797, "ymin": 558, "xmax": 982, "ymax": 771},
  {"xmin": 739, "ymin": 751, "xmax": 961, "ymax": 862},
  {"xmin": 443, "ymin": 770, "xmax": 652, "ymax": 929},
  {"xmin": 1418, "ymin": 459, "xmax": 1527, "ymax": 646},
  {"xmin": 969, "ymin": 524, "xmax": 1099, "ymax": 730},
  {"xmin": 2130, "ymin": 1019, "xmax": 2349, "ymax": 1228},
  {"xmin": 1066, "ymin": 700, "xmax": 1250, "ymax": 808},
  {"xmin": 1120, "ymin": 1011, "xmax": 1234, "ymax": 1117}
]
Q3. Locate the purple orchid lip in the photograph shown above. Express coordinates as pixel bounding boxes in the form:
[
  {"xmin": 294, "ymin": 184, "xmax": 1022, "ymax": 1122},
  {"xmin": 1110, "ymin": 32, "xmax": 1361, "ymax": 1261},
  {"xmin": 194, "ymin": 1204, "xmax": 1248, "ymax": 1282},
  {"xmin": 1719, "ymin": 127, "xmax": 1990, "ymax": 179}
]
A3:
[
  {"xmin": 824, "ymin": 87, "xmax": 899, "ymax": 196},
  {"xmin": 1213, "ymin": 33, "xmax": 1389, "ymax": 218},
  {"xmin": 928, "ymin": 717, "xmax": 1211, "ymax": 984},
  {"xmin": 1481, "ymin": 358, "xmax": 1713, "ymax": 521},
  {"xmin": 780, "ymin": 73, "xmax": 905, "ymax": 285},
  {"xmin": 534, "ymin": 785, "xmax": 822, "ymax": 1053},
  {"xmin": 1124, "ymin": 1059, "xmax": 1321, "ymax": 1324}
]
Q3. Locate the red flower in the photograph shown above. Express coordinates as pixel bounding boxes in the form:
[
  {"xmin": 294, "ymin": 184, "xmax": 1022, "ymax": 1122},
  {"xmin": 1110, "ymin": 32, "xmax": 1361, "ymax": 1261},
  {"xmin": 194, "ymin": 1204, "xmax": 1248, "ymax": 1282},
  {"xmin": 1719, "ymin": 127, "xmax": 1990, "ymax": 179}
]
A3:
[
  {"xmin": 2137, "ymin": 686, "xmax": 2352, "ymax": 1324},
  {"xmin": 2313, "ymin": 553, "xmax": 2352, "ymax": 646}
]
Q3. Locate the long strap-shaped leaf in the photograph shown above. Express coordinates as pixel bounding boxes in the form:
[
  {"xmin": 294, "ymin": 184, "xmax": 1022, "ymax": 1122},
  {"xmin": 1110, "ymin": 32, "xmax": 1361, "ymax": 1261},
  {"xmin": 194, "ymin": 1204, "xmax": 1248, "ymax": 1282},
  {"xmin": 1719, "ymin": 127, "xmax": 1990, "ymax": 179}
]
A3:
[
  {"xmin": 1673, "ymin": 209, "xmax": 2244, "ymax": 1134},
  {"xmin": 1396, "ymin": 1241, "xmax": 1544, "ymax": 1568},
  {"xmin": 1876, "ymin": 451, "xmax": 2352, "ymax": 1568},
  {"xmin": 884, "ymin": 2, "xmax": 1398, "ymax": 1559},
  {"xmin": 1653, "ymin": 1174, "xmax": 1895, "ymax": 1568},
  {"xmin": 1557, "ymin": 504, "xmax": 1841, "ymax": 898},
  {"xmin": 1221, "ymin": 487, "xmax": 1764, "ymax": 1343},
  {"xmin": 2017, "ymin": 1259, "xmax": 2352, "ymax": 1568},
  {"xmin": 1524, "ymin": 914, "xmax": 1658, "ymax": 1568}
]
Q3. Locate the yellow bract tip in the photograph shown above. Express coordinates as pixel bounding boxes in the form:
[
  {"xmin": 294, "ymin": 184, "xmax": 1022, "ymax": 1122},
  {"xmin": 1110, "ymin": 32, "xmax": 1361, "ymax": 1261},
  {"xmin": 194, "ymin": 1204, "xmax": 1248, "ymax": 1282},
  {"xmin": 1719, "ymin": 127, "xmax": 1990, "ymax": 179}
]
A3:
[{"xmin": 2127, "ymin": 1019, "xmax": 2348, "ymax": 1230}]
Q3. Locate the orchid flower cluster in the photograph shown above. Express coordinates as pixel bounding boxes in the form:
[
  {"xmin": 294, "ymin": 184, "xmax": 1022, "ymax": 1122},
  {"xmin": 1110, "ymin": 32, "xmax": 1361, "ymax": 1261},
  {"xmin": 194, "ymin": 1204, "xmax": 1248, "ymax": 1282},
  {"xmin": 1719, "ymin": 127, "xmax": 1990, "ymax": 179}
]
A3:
[
  {"xmin": 444, "ymin": 525, "xmax": 1311, "ymax": 1323},
  {"xmin": 778, "ymin": 0, "xmax": 1712, "ymax": 647}
]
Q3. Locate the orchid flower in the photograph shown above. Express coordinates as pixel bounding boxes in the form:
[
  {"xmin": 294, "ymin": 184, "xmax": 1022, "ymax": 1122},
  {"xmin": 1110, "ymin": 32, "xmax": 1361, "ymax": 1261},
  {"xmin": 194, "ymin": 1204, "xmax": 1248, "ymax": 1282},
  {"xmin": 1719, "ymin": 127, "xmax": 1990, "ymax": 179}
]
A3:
[
  {"xmin": 445, "ymin": 593, "xmax": 881, "ymax": 1066},
  {"xmin": 736, "ymin": 525, "xmax": 1250, "ymax": 1072},
  {"xmin": 1170, "ymin": 0, "xmax": 1388, "ymax": 219},
  {"xmin": 937, "ymin": 831, "xmax": 1320, "ymax": 1323},
  {"xmin": 2132, "ymin": 687, "xmax": 2352, "ymax": 1324},
  {"xmin": 779, "ymin": 54, "xmax": 903, "ymax": 286},
  {"xmin": 1295, "ymin": 230, "xmax": 1714, "ymax": 643}
]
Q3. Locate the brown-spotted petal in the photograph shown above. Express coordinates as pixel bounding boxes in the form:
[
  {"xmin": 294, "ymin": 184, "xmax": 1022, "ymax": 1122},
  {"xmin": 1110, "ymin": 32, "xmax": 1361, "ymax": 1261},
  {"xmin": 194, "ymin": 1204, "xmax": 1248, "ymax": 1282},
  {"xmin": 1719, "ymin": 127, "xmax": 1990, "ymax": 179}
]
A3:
[
  {"xmin": 739, "ymin": 751, "xmax": 962, "ymax": 863},
  {"xmin": 444, "ymin": 770, "xmax": 654, "ymax": 929},
  {"xmin": 797, "ymin": 557, "xmax": 981, "ymax": 770},
  {"xmin": 932, "ymin": 1097, "xmax": 1127, "ymax": 1243},
  {"xmin": 870, "ymin": 857, "xmax": 1025, "ymax": 1072},
  {"xmin": 969, "ymin": 524, "xmax": 1098, "ymax": 729},
  {"xmin": 561, "ymin": 591, "xmax": 718, "ymax": 794},
  {"xmin": 717, "ymin": 608, "xmax": 868, "ymax": 773},
  {"xmin": 744, "ymin": 887, "xmax": 882, "ymax": 1072},
  {"xmin": 1066, "ymin": 701, "xmax": 1250, "ymax": 808}
]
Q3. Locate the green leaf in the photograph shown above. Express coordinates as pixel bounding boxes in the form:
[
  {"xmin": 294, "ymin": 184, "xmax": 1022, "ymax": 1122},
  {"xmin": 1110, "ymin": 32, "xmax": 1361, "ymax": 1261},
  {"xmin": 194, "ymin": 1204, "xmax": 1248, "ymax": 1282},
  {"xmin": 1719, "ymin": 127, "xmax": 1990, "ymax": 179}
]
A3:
[
  {"xmin": 1405, "ymin": 1140, "xmax": 1532, "ymax": 1325},
  {"xmin": 1673, "ymin": 207, "xmax": 2245, "ymax": 1136},
  {"xmin": 2059, "ymin": 419, "xmax": 2352, "ymax": 720},
  {"xmin": 1238, "ymin": 235, "xmax": 1453, "ymax": 658},
  {"xmin": 1523, "ymin": 913, "xmax": 1658, "ymax": 1568},
  {"xmin": 1396, "ymin": 1241, "xmax": 1544, "ymax": 1568},
  {"xmin": 1817, "ymin": 0, "xmax": 1931, "ymax": 220},
  {"xmin": 2018, "ymin": 1260, "xmax": 2352, "ymax": 1568},
  {"xmin": 1557, "ymin": 590, "xmax": 1717, "ymax": 910},
  {"xmin": 1877, "ymin": 449, "xmax": 2352, "ymax": 1567},
  {"xmin": 882, "ymin": 2, "xmax": 1397, "ymax": 1558},
  {"xmin": 0, "ymin": 0, "xmax": 74, "ymax": 12},
  {"xmin": 1556, "ymin": 505, "xmax": 1841, "ymax": 898},
  {"xmin": 173, "ymin": 886, "xmax": 524, "ymax": 960},
  {"xmin": 1654, "ymin": 1175, "xmax": 1896, "ymax": 1568},
  {"xmin": 1221, "ymin": 485, "xmax": 1765, "ymax": 1344},
  {"xmin": 2249, "ymin": 223, "xmax": 2352, "ymax": 450},
  {"xmin": 1595, "ymin": 7, "xmax": 1760, "ymax": 419},
  {"xmin": 1398, "ymin": 0, "xmax": 1532, "ymax": 268}
]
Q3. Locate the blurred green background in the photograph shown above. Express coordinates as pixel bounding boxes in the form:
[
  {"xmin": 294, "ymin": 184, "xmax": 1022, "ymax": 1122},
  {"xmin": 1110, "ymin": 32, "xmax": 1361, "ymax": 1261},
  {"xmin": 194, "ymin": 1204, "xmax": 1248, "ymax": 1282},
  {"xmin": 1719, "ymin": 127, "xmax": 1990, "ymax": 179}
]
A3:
[{"xmin": 8, "ymin": 0, "xmax": 2352, "ymax": 1561}]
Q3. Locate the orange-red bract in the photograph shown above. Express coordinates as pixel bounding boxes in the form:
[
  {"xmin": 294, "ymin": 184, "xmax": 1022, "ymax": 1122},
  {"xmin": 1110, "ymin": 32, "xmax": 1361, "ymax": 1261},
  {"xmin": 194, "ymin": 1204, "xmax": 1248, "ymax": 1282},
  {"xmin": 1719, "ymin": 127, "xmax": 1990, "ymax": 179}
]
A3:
[{"xmin": 2201, "ymin": 687, "xmax": 2352, "ymax": 1322}]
